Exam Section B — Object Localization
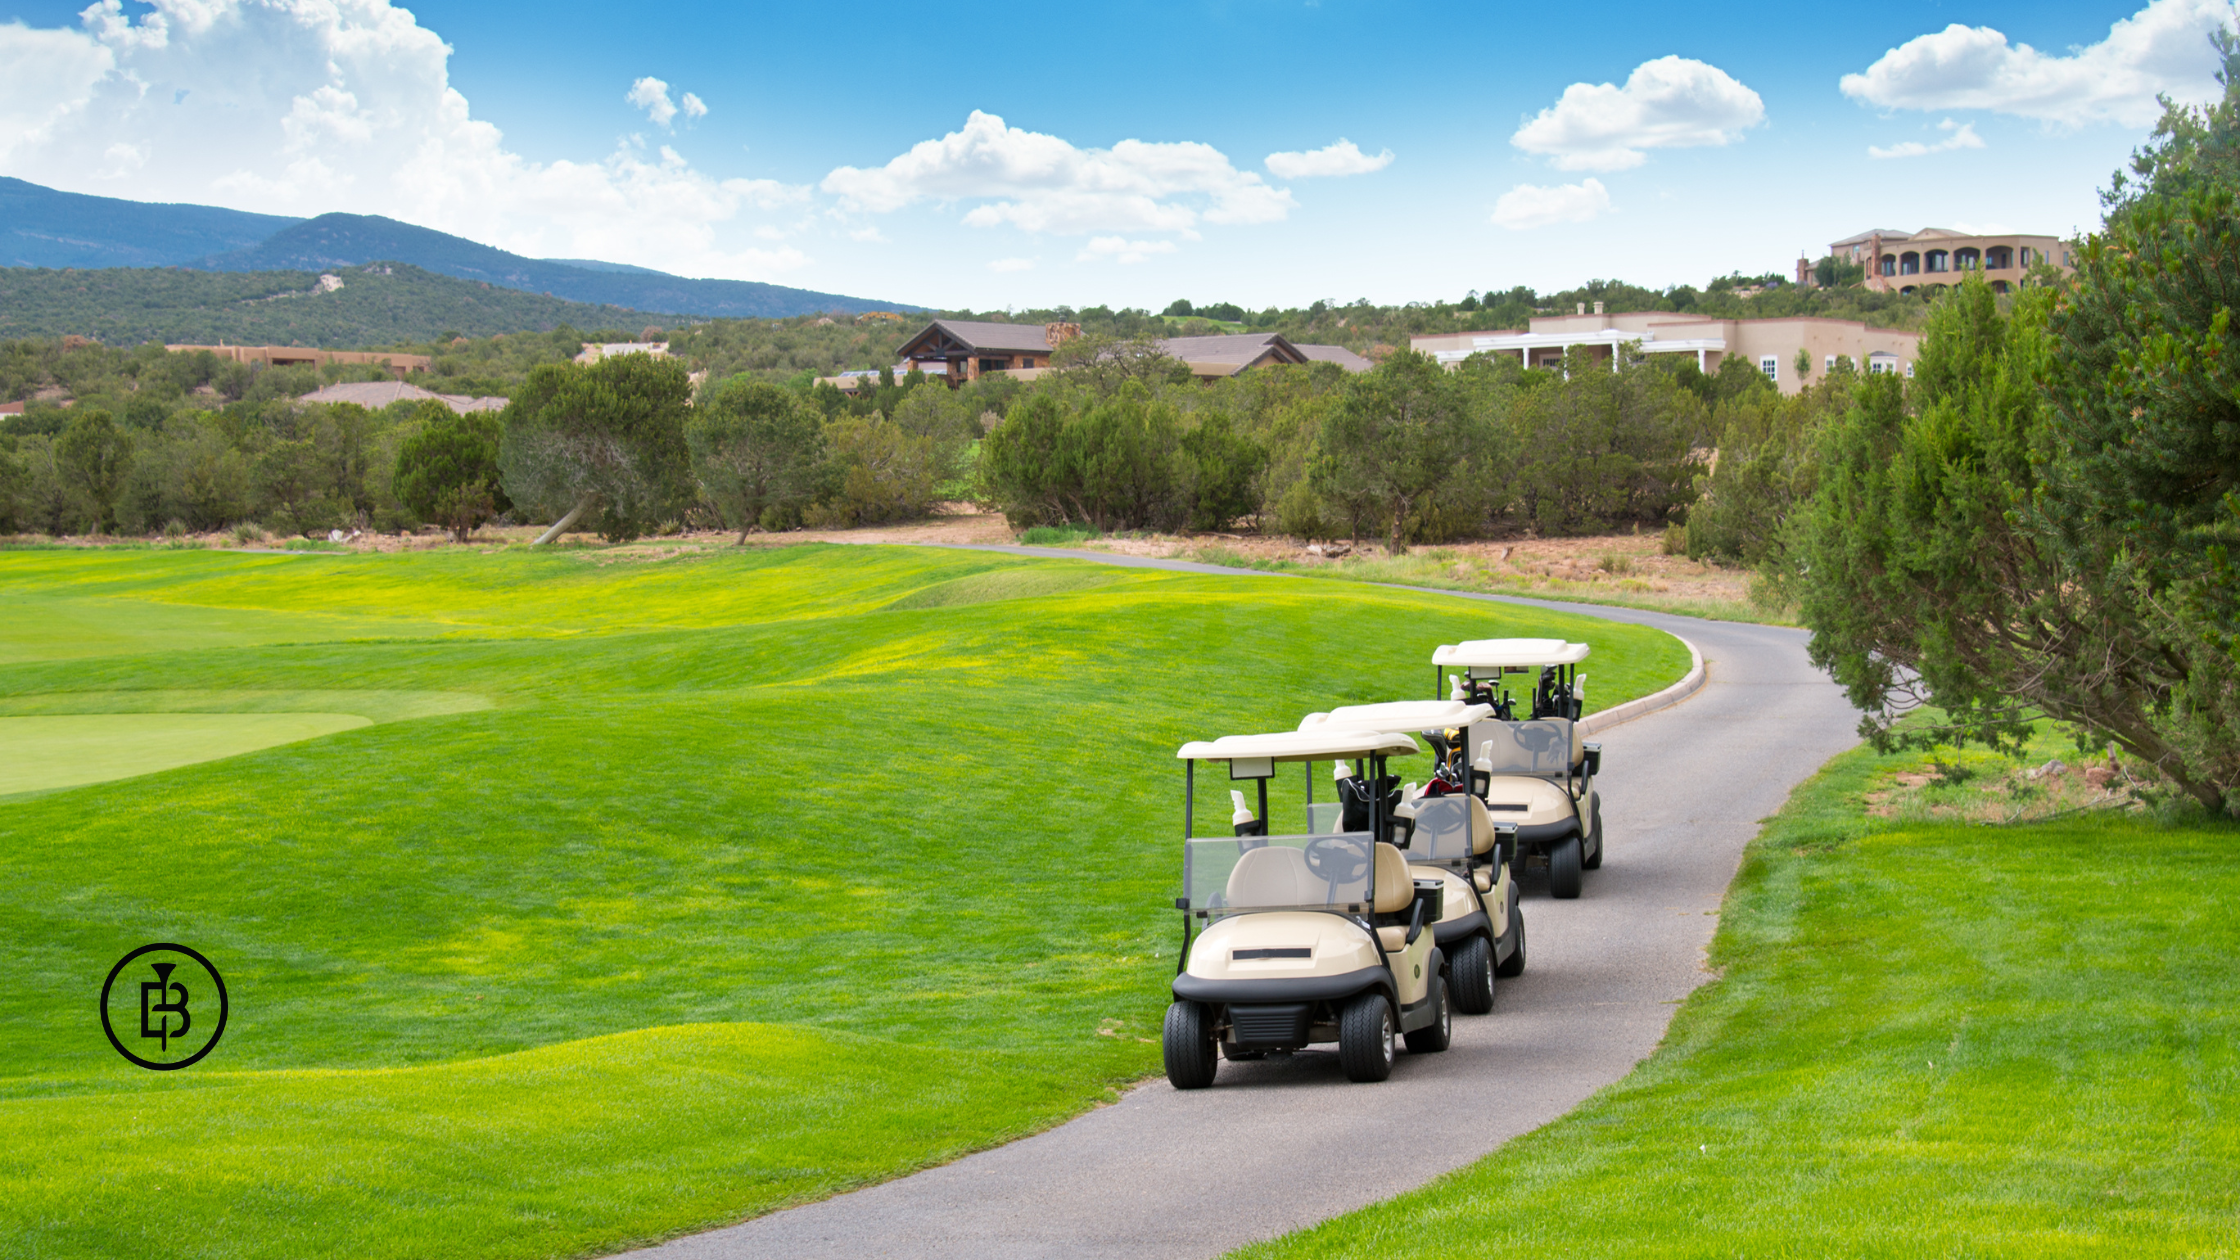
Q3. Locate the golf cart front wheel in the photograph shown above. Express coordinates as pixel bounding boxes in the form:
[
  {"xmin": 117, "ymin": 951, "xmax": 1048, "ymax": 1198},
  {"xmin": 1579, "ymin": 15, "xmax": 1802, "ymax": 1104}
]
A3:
[
  {"xmin": 1496, "ymin": 884, "xmax": 1528, "ymax": 977},
  {"xmin": 1584, "ymin": 794, "xmax": 1605, "ymax": 870},
  {"xmin": 1338, "ymin": 992, "xmax": 1395, "ymax": 1082},
  {"xmin": 1550, "ymin": 834, "xmax": 1584, "ymax": 899},
  {"xmin": 1450, "ymin": 933, "xmax": 1495, "ymax": 1014},
  {"xmin": 1404, "ymin": 976, "xmax": 1452, "ymax": 1054},
  {"xmin": 1163, "ymin": 1001, "xmax": 1218, "ymax": 1090}
]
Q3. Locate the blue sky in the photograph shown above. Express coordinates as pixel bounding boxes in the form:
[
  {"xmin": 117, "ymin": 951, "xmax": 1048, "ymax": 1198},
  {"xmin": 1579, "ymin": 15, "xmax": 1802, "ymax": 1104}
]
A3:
[{"xmin": 0, "ymin": 0, "xmax": 2231, "ymax": 309}]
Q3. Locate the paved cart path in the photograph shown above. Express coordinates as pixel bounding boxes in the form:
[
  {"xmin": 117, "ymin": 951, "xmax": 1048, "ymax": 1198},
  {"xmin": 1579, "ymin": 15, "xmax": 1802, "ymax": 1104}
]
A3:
[{"xmin": 628, "ymin": 554, "xmax": 1859, "ymax": 1260}]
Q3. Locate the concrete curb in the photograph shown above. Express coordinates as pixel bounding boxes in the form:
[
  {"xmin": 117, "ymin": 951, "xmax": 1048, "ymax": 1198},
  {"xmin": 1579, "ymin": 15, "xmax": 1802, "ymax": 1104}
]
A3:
[{"xmin": 1579, "ymin": 633, "xmax": 1706, "ymax": 736}]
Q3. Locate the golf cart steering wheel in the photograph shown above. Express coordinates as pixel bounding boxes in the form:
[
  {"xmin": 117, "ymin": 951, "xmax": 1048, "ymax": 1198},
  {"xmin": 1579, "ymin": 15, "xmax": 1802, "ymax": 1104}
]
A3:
[{"xmin": 1303, "ymin": 835, "xmax": 1372, "ymax": 883}]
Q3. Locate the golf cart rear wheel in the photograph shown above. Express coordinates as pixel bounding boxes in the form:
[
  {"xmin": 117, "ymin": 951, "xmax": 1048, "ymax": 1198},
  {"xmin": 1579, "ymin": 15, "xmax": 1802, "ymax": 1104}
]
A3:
[
  {"xmin": 1404, "ymin": 976, "xmax": 1452, "ymax": 1054},
  {"xmin": 1338, "ymin": 993, "xmax": 1396, "ymax": 1082},
  {"xmin": 1550, "ymin": 834, "xmax": 1584, "ymax": 899},
  {"xmin": 1450, "ymin": 933, "xmax": 1496, "ymax": 1015},
  {"xmin": 1163, "ymin": 1001, "xmax": 1218, "ymax": 1090},
  {"xmin": 1496, "ymin": 884, "xmax": 1528, "ymax": 978},
  {"xmin": 1584, "ymin": 794, "xmax": 1605, "ymax": 870}
]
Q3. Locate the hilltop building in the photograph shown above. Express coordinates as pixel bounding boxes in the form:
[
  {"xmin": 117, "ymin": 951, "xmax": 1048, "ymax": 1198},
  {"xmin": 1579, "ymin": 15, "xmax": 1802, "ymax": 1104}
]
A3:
[
  {"xmin": 1410, "ymin": 306, "xmax": 1920, "ymax": 396},
  {"xmin": 575, "ymin": 341, "xmax": 669, "ymax": 364},
  {"xmin": 164, "ymin": 344, "xmax": 430, "ymax": 377},
  {"xmin": 1827, "ymin": 228, "xmax": 2072, "ymax": 294}
]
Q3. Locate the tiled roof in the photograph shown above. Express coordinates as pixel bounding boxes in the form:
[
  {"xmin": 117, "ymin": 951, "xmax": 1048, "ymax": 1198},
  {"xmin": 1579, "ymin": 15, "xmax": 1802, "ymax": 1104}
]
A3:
[
  {"xmin": 904, "ymin": 319, "xmax": 1064, "ymax": 354},
  {"xmin": 1292, "ymin": 343, "xmax": 1372, "ymax": 372},
  {"xmin": 298, "ymin": 380, "xmax": 505, "ymax": 413}
]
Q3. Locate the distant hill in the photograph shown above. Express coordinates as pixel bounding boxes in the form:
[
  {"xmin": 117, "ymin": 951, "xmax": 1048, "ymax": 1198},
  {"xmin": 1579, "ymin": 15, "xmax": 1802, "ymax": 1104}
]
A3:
[
  {"xmin": 0, "ymin": 177, "xmax": 301, "ymax": 269},
  {"xmin": 195, "ymin": 212, "xmax": 916, "ymax": 318},
  {"xmin": 0, "ymin": 178, "xmax": 921, "ymax": 319},
  {"xmin": 0, "ymin": 263, "xmax": 664, "ymax": 346}
]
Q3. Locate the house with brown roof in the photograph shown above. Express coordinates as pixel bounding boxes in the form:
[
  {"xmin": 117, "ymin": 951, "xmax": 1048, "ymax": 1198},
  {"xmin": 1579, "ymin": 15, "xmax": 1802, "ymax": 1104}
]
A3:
[
  {"xmin": 296, "ymin": 380, "xmax": 506, "ymax": 413},
  {"xmin": 894, "ymin": 319, "xmax": 1081, "ymax": 381}
]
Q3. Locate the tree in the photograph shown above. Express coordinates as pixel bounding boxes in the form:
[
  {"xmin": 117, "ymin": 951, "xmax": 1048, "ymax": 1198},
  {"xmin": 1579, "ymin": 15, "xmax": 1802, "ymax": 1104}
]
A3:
[
  {"xmin": 1179, "ymin": 412, "xmax": 1267, "ymax": 531},
  {"xmin": 1315, "ymin": 350, "xmax": 1482, "ymax": 554},
  {"xmin": 53, "ymin": 408, "xmax": 133, "ymax": 533},
  {"xmin": 394, "ymin": 402, "xmax": 510, "ymax": 542},
  {"xmin": 688, "ymin": 376, "xmax": 827, "ymax": 540},
  {"xmin": 1051, "ymin": 332, "xmax": 1190, "ymax": 394},
  {"xmin": 499, "ymin": 352, "xmax": 692, "ymax": 544}
]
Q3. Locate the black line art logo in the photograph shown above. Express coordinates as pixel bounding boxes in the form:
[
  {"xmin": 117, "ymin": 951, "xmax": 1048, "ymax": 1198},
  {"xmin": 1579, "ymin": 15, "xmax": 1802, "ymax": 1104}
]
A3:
[{"xmin": 101, "ymin": 943, "xmax": 228, "ymax": 1070}]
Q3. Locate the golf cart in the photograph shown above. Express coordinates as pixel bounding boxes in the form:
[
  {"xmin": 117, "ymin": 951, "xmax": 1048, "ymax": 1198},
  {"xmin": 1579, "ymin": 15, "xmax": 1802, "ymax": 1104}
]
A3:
[
  {"xmin": 1165, "ymin": 728, "xmax": 1451, "ymax": 1089},
  {"xmin": 1297, "ymin": 700, "xmax": 1527, "ymax": 1009},
  {"xmin": 1431, "ymin": 639, "xmax": 1605, "ymax": 899}
]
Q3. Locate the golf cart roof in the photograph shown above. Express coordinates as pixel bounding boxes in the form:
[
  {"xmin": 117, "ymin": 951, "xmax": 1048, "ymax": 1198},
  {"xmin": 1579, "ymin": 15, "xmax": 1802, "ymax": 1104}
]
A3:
[
  {"xmin": 1176, "ymin": 729, "xmax": 1420, "ymax": 763},
  {"xmin": 1298, "ymin": 700, "xmax": 1493, "ymax": 732},
  {"xmin": 1433, "ymin": 638, "xmax": 1591, "ymax": 668}
]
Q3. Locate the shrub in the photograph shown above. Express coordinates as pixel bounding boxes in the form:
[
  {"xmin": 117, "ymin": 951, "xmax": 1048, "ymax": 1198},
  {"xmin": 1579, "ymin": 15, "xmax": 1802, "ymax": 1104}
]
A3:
[{"xmin": 230, "ymin": 521, "xmax": 266, "ymax": 544}]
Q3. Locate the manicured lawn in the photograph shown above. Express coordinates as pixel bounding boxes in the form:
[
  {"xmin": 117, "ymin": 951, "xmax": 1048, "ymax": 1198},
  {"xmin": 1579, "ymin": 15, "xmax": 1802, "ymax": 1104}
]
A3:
[
  {"xmin": 1233, "ymin": 734, "xmax": 2240, "ymax": 1258},
  {"xmin": 0, "ymin": 543, "xmax": 1687, "ymax": 1259}
]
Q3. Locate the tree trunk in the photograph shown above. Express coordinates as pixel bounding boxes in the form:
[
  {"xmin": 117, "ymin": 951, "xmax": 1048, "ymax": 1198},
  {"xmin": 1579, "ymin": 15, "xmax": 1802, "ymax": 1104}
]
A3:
[
  {"xmin": 1387, "ymin": 495, "xmax": 1411, "ymax": 556},
  {"xmin": 533, "ymin": 493, "xmax": 595, "ymax": 545}
]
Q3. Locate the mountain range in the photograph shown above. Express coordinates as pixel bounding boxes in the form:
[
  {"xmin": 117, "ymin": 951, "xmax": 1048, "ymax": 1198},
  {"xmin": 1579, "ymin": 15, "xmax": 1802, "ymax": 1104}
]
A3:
[{"xmin": 0, "ymin": 177, "xmax": 915, "ymax": 320}]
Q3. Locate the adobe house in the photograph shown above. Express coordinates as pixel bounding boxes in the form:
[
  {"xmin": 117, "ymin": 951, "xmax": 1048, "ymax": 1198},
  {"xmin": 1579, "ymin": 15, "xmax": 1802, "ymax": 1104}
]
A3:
[
  {"xmin": 894, "ymin": 319, "xmax": 1081, "ymax": 383},
  {"xmin": 1828, "ymin": 227, "xmax": 2073, "ymax": 295}
]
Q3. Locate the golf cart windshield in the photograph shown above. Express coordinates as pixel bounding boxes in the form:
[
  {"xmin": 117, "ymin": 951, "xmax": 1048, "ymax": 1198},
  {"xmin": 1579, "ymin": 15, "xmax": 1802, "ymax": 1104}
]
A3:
[
  {"xmin": 1478, "ymin": 719, "xmax": 1573, "ymax": 777},
  {"xmin": 1185, "ymin": 833, "xmax": 1376, "ymax": 917},
  {"xmin": 1403, "ymin": 795, "xmax": 1476, "ymax": 862}
]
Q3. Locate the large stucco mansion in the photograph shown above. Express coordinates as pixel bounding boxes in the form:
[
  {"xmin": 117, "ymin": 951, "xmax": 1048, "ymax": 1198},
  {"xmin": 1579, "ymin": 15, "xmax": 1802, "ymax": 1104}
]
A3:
[{"xmin": 1829, "ymin": 227, "xmax": 2073, "ymax": 295}]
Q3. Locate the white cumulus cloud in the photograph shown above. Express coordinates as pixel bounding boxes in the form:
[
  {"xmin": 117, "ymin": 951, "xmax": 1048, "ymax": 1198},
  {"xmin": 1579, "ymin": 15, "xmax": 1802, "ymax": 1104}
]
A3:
[
  {"xmin": 0, "ymin": 1, "xmax": 809, "ymax": 280},
  {"xmin": 1491, "ymin": 178, "xmax": 1612, "ymax": 230},
  {"xmin": 1511, "ymin": 56, "xmax": 1765, "ymax": 171},
  {"xmin": 822, "ymin": 110, "xmax": 1297, "ymax": 237},
  {"xmin": 627, "ymin": 77, "xmax": 705, "ymax": 129},
  {"xmin": 1075, "ymin": 236, "xmax": 1178, "ymax": 264},
  {"xmin": 1264, "ymin": 138, "xmax": 1393, "ymax": 179},
  {"xmin": 1868, "ymin": 119, "xmax": 1988, "ymax": 159},
  {"xmin": 1841, "ymin": 0, "xmax": 2237, "ymax": 127}
]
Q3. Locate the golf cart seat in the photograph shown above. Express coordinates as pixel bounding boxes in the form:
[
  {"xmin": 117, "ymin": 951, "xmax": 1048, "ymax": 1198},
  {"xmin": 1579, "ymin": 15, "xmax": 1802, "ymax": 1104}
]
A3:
[
  {"xmin": 1226, "ymin": 845, "xmax": 1326, "ymax": 907},
  {"xmin": 1372, "ymin": 842, "xmax": 1413, "ymax": 951}
]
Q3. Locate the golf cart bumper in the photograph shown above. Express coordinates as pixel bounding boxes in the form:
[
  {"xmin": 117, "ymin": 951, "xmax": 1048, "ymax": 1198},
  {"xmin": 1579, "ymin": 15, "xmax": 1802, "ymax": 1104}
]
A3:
[
  {"xmin": 1511, "ymin": 817, "xmax": 1582, "ymax": 849},
  {"xmin": 1172, "ymin": 965, "xmax": 1395, "ymax": 1006},
  {"xmin": 1431, "ymin": 908, "xmax": 1491, "ymax": 948}
]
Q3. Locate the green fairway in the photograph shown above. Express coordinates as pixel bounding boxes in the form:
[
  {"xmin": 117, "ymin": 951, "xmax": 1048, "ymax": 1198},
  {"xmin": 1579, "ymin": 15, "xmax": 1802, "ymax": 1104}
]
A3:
[
  {"xmin": 0, "ymin": 713, "xmax": 373, "ymax": 796},
  {"xmin": 0, "ymin": 543, "xmax": 1687, "ymax": 1259},
  {"xmin": 1233, "ymin": 736, "xmax": 2240, "ymax": 1259}
]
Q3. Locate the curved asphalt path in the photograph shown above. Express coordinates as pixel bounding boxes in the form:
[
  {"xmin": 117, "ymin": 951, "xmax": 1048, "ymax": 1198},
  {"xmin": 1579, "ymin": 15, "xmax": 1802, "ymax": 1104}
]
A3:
[{"xmin": 627, "ymin": 548, "xmax": 1861, "ymax": 1260}]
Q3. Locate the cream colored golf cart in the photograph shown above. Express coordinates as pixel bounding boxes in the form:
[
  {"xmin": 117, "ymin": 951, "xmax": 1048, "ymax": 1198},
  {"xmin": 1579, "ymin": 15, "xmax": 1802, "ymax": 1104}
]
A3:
[
  {"xmin": 1297, "ymin": 700, "xmax": 1527, "ymax": 1011},
  {"xmin": 1431, "ymin": 639, "xmax": 1605, "ymax": 900},
  {"xmin": 1165, "ymin": 728, "xmax": 1451, "ymax": 1088}
]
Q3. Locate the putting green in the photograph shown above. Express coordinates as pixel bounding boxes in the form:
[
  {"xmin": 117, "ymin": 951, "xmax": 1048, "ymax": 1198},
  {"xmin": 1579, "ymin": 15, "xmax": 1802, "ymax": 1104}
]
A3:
[{"xmin": 0, "ymin": 713, "xmax": 372, "ymax": 796}]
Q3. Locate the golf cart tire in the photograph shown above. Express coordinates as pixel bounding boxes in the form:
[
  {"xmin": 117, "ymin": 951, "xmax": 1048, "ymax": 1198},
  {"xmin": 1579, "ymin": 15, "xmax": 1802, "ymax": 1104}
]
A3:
[
  {"xmin": 1163, "ymin": 1001, "xmax": 1219, "ymax": 1090},
  {"xmin": 1404, "ymin": 975, "xmax": 1452, "ymax": 1054},
  {"xmin": 1496, "ymin": 884, "xmax": 1528, "ymax": 978},
  {"xmin": 1584, "ymin": 793, "xmax": 1605, "ymax": 870},
  {"xmin": 1450, "ymin": 932, "xmax": 1496, "ymax": 1015},
  {"xmin": 1338, "ymin": 992, "xmax": 1396, "ymax": 1082},
  {"xmin": 1549, "ymin": 834, "xmax": 1584, "ymax": 899}
]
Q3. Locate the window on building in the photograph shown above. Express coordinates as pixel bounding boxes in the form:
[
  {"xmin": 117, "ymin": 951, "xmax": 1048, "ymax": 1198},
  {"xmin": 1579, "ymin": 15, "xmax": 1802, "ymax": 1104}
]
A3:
[
  {"xmin": 1880, "ymin": 255, "xmax": 1896, "ymax": 276},
  {"xmin": 1926, "ymin": 250, "xmax": 1949, "ymax": 272},
  {"xmin": 1868, "ymin": 356, "xmax": 1897, "ymax": 375},
  {"xmin": 1986, "ymin": 246, "xmax": 2013, "ymax": 269},
  {"xmin": 1759, "ymin": 356, "xmax": 1779, "ymax": 381},
  {"xmin": 1904, "ymin": 362, "xmax": 1915, "ymax": 378},
  {"xmin": 1825, "ymin": 354, "xmax": 1838, "ymax": 371},
  {"xmin": 2018, "ymin": 246, "xmax": 2033, "ymax": 266},
  {"xmin": 1900, "ymin": 253, "xmax": 1920, "ymax": 275}
]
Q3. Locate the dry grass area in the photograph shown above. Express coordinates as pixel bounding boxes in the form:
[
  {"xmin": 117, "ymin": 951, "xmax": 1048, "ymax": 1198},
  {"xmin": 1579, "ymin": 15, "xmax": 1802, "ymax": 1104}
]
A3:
[
  {"xmin": 8, "ymin": 507, "xmax": 1783, "ymax": 621},
  {"xmin": 1861, "ymin": 741, "xmax": 2153, "ymax": 826}
]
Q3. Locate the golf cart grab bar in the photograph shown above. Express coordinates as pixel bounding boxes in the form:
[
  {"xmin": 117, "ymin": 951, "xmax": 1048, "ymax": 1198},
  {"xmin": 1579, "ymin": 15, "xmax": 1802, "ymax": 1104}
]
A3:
[{"xmin": 1402, "ymin": 894, "xmax": 1426, "ymax": 947}]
